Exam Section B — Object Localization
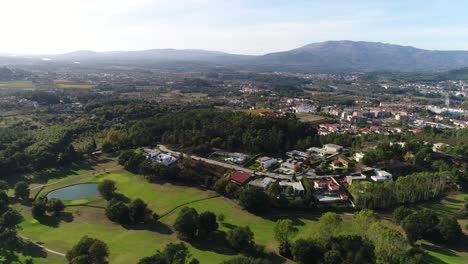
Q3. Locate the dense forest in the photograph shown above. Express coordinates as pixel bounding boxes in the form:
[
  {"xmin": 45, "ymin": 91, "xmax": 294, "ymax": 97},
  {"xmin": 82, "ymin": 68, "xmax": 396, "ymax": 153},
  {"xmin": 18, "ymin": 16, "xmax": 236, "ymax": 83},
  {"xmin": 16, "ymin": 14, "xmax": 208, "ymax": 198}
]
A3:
[{"xmin": 104, "ymin": 110, "xmax": 318, "ymax": 155}]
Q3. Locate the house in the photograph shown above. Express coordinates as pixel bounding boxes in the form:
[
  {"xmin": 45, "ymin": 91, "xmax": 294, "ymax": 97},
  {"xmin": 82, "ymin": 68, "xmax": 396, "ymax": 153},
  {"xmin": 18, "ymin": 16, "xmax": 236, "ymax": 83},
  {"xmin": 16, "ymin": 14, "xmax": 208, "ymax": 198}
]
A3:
[
  {"xmin": 355, "ymin": 153, "xmax": 365, "ymax": 162},
  {"xmin": 337, "ymin": 157, "xmax": 351, "ymax": 167},
  {"xmin": 345, "ymin": 175, "xmax": 367, "ymax": 185},
  {"xmin": 313, "ymin": 180, "xmax": 328, "ymax": 190},
  {"xmin": 331, "ymin": 157, "xmax": 351, "ymax": 169},
  {"xmin": 323, "ymin": 144, "xmax": 343, "ymax": 153},
  {"xmin": 279, "ymin": 159, "xmax": 302, "ymax": 174},
  {"xmin": 143, "ymin": 149, "xmax": 178, "ymax": 166},
  {"xmin": 432, "ymin": 143, "xmax": 449, "ymax": 152},
  {"xmin": 225, "ymin": 153, "xmax": 249, "ymax": 165},
  {"xmin": 279, "ymin": 181, "xmax": 305, "ymax": 196},
  {"xmin": 256, "ymin": 157, "xmax": 278, "ymax": 169},
  {"xmin": 248, "ymin": 177, "xmax": 274, "ymax": 190},
  {"xmin": 328, "ymin": 182, "xmax": 340, "ymax": 192},
  {"xmin": 330, "ymin": 159, "xmax": 345, "ymax": 170},
  {"xmin": 307, "ymin": 147, "xmax": 328, "ymax": 157},
  {"xmin": 154, "ymin": 153, "xmax": 178, "ymax": 166},
  {"xmin": 371, "ymin": 170, "xmax": 393, "ymax": 182},
  {"xmin": 286, "ymin": 150, "xmax": 309, "ymax": 160},
  {"xmin": 230, "ymin": 171, "xmax": 253, "ymax": 186}
]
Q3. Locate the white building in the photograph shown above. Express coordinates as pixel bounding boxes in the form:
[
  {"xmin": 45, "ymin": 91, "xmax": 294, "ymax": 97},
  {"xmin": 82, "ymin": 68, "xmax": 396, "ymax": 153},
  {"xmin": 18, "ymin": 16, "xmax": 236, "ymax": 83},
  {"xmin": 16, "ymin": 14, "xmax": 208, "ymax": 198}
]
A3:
[
  {"xmin": 355, "ymin": 153, "xmax": 365, "ymax": 162},
  {"xmin": 248, "ymin": 177, "xmax": 274, "ymax": 190},
  {"xmin": 371, "ymin": 170, "xmax": 393, "ymax": 182},
  {"xmin": 256, "ymin": 157, "xmax": 278, "ymax": 169},
  {"xmin": 143, "ymin": 149, "xmax": 178, "ymax": 166},
  {"xmin": 279, "ymin": 181, "xmax": 305, "ymax": 196},
  {"xmin": 323, "ymin": 144, "xmax": 343, "ymax": 154}
]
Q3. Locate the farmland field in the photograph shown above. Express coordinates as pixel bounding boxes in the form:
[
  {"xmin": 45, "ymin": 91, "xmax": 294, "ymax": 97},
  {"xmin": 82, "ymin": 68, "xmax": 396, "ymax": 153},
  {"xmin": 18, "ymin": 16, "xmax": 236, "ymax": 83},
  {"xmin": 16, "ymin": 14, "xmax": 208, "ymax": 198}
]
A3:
[
  {"xmin": 54, "ymin": 80, "xmax": 95, "ymax": 89},
  {"xmin": 0, "ymin": 80, "xmax": 34, "ymax": 89}
]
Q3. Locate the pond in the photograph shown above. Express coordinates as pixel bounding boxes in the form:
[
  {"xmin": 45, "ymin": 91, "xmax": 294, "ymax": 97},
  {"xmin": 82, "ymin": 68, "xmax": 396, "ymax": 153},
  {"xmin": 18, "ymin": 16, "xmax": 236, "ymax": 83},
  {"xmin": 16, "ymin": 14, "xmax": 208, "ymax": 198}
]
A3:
[{"xmin": 46, "ymin": 183, "xmax": 99, "ymax": 200}]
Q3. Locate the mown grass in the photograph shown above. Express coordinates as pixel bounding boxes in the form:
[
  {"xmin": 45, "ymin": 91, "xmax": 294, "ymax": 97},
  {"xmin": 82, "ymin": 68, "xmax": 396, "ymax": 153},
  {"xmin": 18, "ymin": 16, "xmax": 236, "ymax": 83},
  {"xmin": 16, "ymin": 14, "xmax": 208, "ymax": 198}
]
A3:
[
  {"xmin": 12, "ymin": 159, "xmax": 353, "ymax": 264},
  {"xmin": 416, "ymin": 192, "xmax": 468, "ymax": 264}
]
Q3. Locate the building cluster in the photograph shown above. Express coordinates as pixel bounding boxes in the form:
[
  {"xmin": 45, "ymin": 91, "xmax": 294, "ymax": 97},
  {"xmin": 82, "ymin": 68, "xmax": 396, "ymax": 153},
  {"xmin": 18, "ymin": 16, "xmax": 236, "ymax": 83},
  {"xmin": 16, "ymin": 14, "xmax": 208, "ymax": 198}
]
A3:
[{"xmin": 143, "ymin": 148, "xmax": 180, "ymax": 166}]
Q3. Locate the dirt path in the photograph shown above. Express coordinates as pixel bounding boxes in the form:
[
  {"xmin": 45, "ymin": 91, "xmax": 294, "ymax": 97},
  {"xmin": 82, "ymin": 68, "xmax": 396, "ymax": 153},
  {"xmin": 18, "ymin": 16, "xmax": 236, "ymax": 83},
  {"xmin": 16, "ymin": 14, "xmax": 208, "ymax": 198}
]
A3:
[{"xmin": 18, "ymin": 235, "xmax": 66, "ymax": 257}]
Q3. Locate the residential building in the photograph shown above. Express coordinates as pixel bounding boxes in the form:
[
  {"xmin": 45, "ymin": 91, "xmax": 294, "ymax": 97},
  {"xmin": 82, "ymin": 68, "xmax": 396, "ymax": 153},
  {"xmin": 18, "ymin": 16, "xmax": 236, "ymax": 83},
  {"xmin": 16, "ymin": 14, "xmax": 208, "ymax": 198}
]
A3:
[
  {"xmin": 279, "ymin": 181, "xmax": 305, "ymax": 196},
  {"xmin": 248, "ymin": 177, "xmax": 274, "ymax": 190},
  {"xmin": 371, "ymin": 170, "xmax": 393, "ymax": 182},
  {"xmin": 256, "ymin": 156, "xmax": 278, "ymax": 169},
  {"xmin": 230, "ymin": 171, "xmax": 253, "ymax": 186}
]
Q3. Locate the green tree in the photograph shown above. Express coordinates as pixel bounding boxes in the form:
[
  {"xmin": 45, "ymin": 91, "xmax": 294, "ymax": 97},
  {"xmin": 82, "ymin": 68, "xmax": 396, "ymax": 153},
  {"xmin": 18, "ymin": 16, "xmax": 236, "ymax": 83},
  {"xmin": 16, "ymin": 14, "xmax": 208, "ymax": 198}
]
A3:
[
  {"xmin": 46, "ymin": 198, "xmax": 65, "ymax": 215},
  {"xmin": 366, "ymin": 222, "xmax": 409, "ymax": 264},
  {"xmin": 316, "ymin": 212, "xmax": 342, "ymax": 246},
  {"xmin": 401, "ymin": 209, "xmax": 439, "ymax": 244},
  {"xmin": 31, "ymin": 199, "xmax": 46, "ymax": 219},
  {"xmin": 105, "ymin": 200, "xmax": 130, "ymax": 224},
  {"xmin": 138, "ymin": 242, "xmax": 199, "ymax": 264},
  {"xmin": 0, "ymin": 208, "xmax": 23, "ymax": 229},
  {"xmin": 290, "ymin": 239, "xmax": 322, "ymax": 264},
  {"xmin": 392, "ymin": 206, "xmax": 413, "ymax": 224},
  {"xmin": 353, "ymin": 209, "xmax": 379, "ymax": 232},
  {"xmin": 174, "ymin": 207, "xmax": 199, "ymax": 240},
  {"xmin": 129, "ymin": 198, "xmax": 148, "ymax": 224},
  {"xmin": 239, "ymin": 188, "xmax": 270, "ymax": 213},
  {"xmin": 198, "ymin": 211, "xmax": 218, "ymax": 238},
  {"xmin": 98, "ymin": 180, "xmax": 117, "ymax": 200},
  {"xmin": 0, "ymin": 180, "xmax": 9, "ymax": 191},
  {"xmin": 274, "ymin": 219, "xmax": 298, "ymax": 242},
  {"xmin": 227, "ymin": 226, "xmax": 255, "ymax": 253},
  {"xmin": 436, "ymin": 217, "xmax": 463, "ymax": 244},
  {"xmin": 66, "ymin": 236, "xmax": 109, "ymax": 264},
  {"xmin": 326, "ymin": 235, "xmax": 375, "ymax": 264},
  {"xmin": 14, "ymin": 181, "xmax": 30, "ymax": 200}
]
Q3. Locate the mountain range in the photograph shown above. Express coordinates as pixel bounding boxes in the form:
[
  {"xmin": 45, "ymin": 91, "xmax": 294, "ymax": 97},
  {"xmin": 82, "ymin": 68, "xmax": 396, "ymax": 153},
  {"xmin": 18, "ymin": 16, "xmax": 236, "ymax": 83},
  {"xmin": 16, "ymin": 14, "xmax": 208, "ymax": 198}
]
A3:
[{"xmin": 4, "ymin": 41, "xmax": 468, "ymax": 72}]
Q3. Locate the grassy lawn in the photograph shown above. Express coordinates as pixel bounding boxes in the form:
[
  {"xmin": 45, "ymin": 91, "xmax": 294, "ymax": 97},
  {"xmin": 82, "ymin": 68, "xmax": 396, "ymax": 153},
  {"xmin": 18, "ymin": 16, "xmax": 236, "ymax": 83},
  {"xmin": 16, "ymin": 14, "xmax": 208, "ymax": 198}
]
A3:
[
  {"xmin": 0, "ymin": 80, "xmax": 34, "ymax": 89},
  {"xmin": 416, "ymin": 192, "xmax": 468, "ymax": 264},
  {"xmin": 12, "ymin": 161, "xmax": 326, "ymax": 263}
]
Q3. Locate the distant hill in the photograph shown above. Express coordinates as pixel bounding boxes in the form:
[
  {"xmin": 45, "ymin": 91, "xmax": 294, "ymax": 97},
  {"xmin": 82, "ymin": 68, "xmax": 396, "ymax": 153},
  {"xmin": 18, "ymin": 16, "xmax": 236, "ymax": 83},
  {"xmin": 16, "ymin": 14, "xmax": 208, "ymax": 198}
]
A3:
[
  {"xmin": 53, "ymin": 49, "xmax": 253, "ymax": 62},
  {"xmin": 259, "ymin": 41, "xmax": 468, "ymax": 72},
  {"xmin": 4, "ymin": 41, "xmax": 468, "ymax": 72}
]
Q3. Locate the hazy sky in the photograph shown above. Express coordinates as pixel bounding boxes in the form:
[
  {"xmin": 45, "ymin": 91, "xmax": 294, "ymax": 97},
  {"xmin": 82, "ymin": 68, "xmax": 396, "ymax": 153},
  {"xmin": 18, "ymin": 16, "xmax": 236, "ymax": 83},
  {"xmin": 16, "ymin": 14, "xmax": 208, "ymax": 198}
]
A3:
[{"xmin": 2, "ymin": 0, "xmax": 468, "ymax": 55}]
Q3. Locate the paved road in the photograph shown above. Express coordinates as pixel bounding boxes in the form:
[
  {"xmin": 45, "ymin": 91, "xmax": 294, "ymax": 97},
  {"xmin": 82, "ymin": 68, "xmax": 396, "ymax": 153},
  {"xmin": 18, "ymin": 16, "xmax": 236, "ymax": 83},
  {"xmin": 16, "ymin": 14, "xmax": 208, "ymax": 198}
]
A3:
[
  {"xmin": 158, "ymin": 145, "xmax": 293, "ymax": 180},
  {"xmin": 19, "ymin": 235, "xmax": 66, "ymax": 257}
]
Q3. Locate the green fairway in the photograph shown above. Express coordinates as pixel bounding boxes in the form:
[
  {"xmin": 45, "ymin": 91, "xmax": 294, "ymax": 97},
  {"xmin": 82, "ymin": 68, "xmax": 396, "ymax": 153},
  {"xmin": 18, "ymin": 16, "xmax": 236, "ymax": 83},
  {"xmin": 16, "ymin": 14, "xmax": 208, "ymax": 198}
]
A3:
[
  {"xmin": 14, "ymin": 164, "xmax": 302, "ymax": 263},
  {"xmin": 416, "ymin": 192, "xmax": 468, "ymax": 264}
]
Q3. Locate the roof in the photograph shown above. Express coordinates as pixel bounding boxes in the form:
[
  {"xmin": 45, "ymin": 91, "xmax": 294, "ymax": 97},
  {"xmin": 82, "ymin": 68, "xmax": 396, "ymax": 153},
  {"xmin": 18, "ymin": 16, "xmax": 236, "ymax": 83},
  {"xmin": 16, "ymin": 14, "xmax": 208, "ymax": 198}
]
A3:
[
  {"xmin": 324, "ymin": 143, "xmax": 343, "ymax": 149},
  {"xmin": 230, "ymin": 171, "xmax": 252, "ymax": 185},
  {"xmin": 256, "ymin": 156, "xmax": 274, "ymax": 162}
]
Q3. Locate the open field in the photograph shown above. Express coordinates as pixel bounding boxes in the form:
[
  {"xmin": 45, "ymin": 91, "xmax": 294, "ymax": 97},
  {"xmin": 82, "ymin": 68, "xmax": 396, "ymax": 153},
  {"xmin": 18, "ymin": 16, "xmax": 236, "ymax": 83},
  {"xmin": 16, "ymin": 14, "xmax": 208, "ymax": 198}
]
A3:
[
  {"xmin": 416, "ymin": 192, "xmax": 468, "ymax": 264},
  {"xmin": 53, "ymin": 80, "xmax": 95, "ymax": 89},
  {"xmin": 11, "ymin": 160, "xmax": 323, "ymax": 263},
  {"xmin": 0, "ymin": 80, "xmax": 34, "ymax": 89},
  {"xmin": 295, "ymin": 112, "xmax": 330, "ymax": 123},
  {"xmin": 9, "ymin": 157, "xmax": 468, "ymax": 264}
]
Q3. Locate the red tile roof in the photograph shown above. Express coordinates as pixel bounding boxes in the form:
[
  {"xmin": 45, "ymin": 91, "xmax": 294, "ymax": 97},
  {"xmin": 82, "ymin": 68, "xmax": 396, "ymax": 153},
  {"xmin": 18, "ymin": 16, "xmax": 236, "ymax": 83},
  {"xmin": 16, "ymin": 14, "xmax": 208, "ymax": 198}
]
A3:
[{"xmin": 231, "ymin": 171, "xmax": 252, "ymax": 185}]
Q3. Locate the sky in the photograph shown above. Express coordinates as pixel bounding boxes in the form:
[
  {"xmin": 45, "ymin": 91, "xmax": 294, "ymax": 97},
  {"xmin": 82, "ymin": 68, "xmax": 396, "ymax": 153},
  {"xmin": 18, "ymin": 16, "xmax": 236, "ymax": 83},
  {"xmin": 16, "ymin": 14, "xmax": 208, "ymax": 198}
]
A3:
[{"xmin": 1, "ymin": 0, "xmax": 468, "ymax": 55}]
